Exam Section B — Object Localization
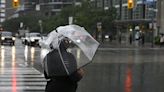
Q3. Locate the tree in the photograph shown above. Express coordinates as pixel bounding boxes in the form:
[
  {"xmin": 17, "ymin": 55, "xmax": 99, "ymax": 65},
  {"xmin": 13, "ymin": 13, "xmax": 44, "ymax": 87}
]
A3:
[{"xmin": 2, "ymin": 15, "xmax": 47, "ymax": 33}]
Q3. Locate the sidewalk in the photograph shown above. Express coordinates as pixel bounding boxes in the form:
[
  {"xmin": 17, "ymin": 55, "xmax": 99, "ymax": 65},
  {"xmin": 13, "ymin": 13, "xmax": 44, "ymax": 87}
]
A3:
[{"xmin": 99, "ymin": 40, "xmax": 161, "ymax": 48}]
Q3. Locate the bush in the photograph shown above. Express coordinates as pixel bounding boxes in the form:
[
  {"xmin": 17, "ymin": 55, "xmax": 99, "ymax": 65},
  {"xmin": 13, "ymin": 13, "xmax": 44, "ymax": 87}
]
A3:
[{"xmin": 154, "ymin": 36, "xmax": 160, "ymax": 45}]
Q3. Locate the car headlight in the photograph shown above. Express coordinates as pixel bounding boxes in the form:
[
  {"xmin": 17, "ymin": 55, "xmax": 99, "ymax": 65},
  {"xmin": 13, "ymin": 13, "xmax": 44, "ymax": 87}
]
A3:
[
  {"xmin": 31, "ymin": 39, "xmax": 35, "ymax": 42},
  {"xmin": 76, "ymin": 39, "xmax": 81, "ymax": 43},
  {"xmin": 105, "ymin": 35, "xmax": 109, "ymax": 39},
  {"xmin": 12, "ymin": 37, "xmax": 15, "ymax": 40},
  {"xmin": 1, "ymin": 37, "xmax": 5, "ymax": 40}
]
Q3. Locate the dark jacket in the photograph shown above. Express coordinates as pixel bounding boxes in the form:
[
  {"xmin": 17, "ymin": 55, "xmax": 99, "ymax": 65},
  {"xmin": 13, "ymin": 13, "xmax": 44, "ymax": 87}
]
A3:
[{"xmin": 44, "ymin": 41, "xmax": 83, "ymax": 92}]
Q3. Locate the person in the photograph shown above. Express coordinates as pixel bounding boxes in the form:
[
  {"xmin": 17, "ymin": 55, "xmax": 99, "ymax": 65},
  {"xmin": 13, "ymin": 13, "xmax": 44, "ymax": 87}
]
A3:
[
  {"xmin": 135, "ymin": 31, "xmax": 140, "ymax": 47},
  {"xmin": 43, "ymin": 38, "xmax": 84, "ymax": 92},
  {"xmin": 129, "ymin": 33, "xmax": 132, "ymax": 45},
  {"xmin": 160, "ymin": 34, "xmax": 164, "ymax": 47}
]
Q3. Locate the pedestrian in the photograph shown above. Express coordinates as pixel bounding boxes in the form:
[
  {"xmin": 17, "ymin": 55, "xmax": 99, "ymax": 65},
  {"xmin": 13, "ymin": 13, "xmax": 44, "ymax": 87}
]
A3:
[
  {"xmin": 160, "ymin": 34, "xmax": 164, "ymax": 47},
  {"xmin": 129, "ymin": 33, "xmax": 132, "ymax": 45},
  {"xmin": 135, "ymin": 31, "xmax": 140, "ymax": 47},
  {"xmin": 140, "ymin": 32, "xmax": 145, "ymax": 47},
  {"xmin": 118, "ymin": 33, "xmax": 122, "ymax": 44},
  {"xmin": 44, "ymin": 38, "xmax": 84, "ymax": 92}
]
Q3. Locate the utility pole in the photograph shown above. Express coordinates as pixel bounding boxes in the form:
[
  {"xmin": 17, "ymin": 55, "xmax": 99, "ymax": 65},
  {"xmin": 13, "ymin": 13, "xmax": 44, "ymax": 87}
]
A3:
[
  {"xmin": 142, "ymin": 0, "xmax": 146, "ymax": 19},
  {"xmin": 119, "ymin": 0, "xmax": 122, "ymax": 20},
  {"xmin": 157, "ymin": 0, "xmax": 161, "ymax": 36},
  {"xmin": 151, "ymin": 0, "xmax": 155, "ymax": 47},
  {"xmin": 128, "ymin": 0, "xmax": 134, "ymax": 20}
]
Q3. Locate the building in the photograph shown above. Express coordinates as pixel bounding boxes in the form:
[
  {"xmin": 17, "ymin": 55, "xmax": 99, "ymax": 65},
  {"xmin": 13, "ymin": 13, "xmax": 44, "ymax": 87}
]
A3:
[
  {"xmin": 90, "ymin": 0, "xmax": 158, "ymax": 43},
  {"xmin": 0, "ymin": 0, "xmax": 6, "ymax": 24},
  {"xmin": 157, "ymin": 0, "xmax": 164, "ymax": 34},
  {"xmin": 113, "ymin": 0, "xmax": 157, "ymax": 30},
  {"xmin": 19, "ymin": 0, "xmax": 81, "ymax": 17},
  {"xmin": 0, "ymin": 0, "xmax": 24, "ymax": 28},
  {"xmin": 38, "ymin": 0, "xmax": 82, "ymax": 16},
  {"xmin": 90, "ymin": 0, "xmax": 157, "ymax": 28}
]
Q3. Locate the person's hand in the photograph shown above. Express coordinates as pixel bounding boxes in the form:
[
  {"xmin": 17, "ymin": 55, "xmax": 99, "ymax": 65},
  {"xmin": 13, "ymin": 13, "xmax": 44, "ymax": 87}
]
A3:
[{"xmin": 77, "ymin": 68, "xmax": 85, "ymax": 77}]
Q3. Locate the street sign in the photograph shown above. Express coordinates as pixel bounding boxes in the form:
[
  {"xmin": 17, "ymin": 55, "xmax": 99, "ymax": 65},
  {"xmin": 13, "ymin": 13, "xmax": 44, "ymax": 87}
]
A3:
[
  {"xmin": 68, "ymin": 16, "xmax": 73, "ymax": 25},
  {"xmin": 12, "ymin": 0, "xmax": 19, "ymax": 8},
  {"xmin": 36, "ymin": 4, "xmax": 40, "ymax": 11}
]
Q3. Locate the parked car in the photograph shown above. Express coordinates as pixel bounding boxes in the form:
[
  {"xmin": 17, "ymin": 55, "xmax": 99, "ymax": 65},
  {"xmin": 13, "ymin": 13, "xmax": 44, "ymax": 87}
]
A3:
[
  {"xmin": 23, "ymin": 32, "xmax": 41, "ymax": 46},
  {"xmin": 0, "ymin": 31, "xmax": 15, "ymax": 45}
]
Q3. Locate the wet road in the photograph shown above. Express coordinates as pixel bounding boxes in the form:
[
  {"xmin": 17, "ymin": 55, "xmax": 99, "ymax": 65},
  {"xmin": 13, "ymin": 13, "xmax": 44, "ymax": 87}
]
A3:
[
  {"xmin": 1, "ymin": 38, "xmax": 164, "ymax": 92},
  {"xmin": 78, "ymin": 48, "xmax": 164, "ymax": 92},
  {"xmin": 0, "ymin": 39, "xmax": 46, "ymax": 92}
]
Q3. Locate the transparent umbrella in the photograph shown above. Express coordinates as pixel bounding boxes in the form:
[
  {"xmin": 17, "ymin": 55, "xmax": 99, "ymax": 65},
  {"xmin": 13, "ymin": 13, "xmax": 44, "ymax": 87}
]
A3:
[
  {"xmin": 56, "ymin": 24, "xmax": 100, "ymax": 69},
  {"xmin": 41, "ymin": 25, "xmax": 99, "ymax": 76}
]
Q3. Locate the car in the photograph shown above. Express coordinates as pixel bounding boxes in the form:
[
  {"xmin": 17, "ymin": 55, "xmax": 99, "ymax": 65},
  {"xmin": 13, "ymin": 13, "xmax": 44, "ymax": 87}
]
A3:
[
  {"xmin": 25, "ymin": 32, "xmax": 41, "ymax": 46},
  {"xmin": 0, "ymin": 31, "xmax": 15, "ymax": 45}
]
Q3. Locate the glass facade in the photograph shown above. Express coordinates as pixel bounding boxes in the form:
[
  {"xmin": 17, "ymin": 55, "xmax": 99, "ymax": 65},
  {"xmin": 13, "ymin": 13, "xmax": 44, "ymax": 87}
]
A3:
[
  {"xmin": 113, "ymin": 0, "xmax": 157, "ymax": 20},
  {"xmin": 41, "ymin": 0, "xmax": 76, "ymax": 16},
  {"xmin": 133, "ymin": 4, "xmax": 143, "ymax": 19},
  {"xmin": 0, "ymin": 0, "xmax": 6, "ymax": 23}
]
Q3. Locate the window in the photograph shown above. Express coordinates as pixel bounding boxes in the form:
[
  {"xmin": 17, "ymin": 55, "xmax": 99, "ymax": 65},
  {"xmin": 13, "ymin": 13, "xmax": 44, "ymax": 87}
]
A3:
[
  {"xmin": 0, "ymin": 0, "xmax": 6, "ymax": 3},
  {"xmin": 0, "ymin": 13, "xmax": 5, "ymax": 17}
]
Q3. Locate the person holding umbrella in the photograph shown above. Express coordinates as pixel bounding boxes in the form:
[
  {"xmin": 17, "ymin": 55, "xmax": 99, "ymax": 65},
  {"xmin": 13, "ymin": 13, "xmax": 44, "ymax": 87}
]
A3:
[
  {"xmin": 40, "ymin": 24, "xmax": 99, "ymax": 92},
  {"xmin": 43, "ymin": 37, "xmax": 84, "ymax": 92}
]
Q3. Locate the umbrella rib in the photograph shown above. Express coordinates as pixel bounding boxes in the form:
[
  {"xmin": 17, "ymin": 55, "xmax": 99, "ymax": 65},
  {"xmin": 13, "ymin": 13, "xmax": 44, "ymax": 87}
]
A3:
[{"xmin": 58, "ymin": 48, "xmax": 70, "ymax": 75}]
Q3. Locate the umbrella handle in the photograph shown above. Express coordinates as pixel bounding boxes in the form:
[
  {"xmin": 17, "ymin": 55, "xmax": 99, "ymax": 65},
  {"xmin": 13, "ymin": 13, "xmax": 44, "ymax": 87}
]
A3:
[{"xmin": 58, "ymin": 48, "xmax": 70, "ymax": 75}]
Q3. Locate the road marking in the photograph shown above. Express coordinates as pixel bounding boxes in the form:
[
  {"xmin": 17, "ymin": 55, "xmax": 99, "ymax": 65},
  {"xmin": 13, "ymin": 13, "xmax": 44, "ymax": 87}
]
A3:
[{"xmin": 0, "ymin": 67, "xmax": 46, "ymax": 92}]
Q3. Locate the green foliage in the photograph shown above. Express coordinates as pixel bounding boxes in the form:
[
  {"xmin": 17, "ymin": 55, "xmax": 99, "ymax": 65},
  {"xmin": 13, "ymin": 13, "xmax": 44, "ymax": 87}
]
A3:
[
  {"xmin": 2, "ymin": 18, "xmax": 20, "ymax": 33},
  {"xmin": 2, "ymin": 15, "xmax": 46, "ymax": 33},
  {"xmin": 154, "ymin": 36, "xmax": 160, "ymax": 45}
]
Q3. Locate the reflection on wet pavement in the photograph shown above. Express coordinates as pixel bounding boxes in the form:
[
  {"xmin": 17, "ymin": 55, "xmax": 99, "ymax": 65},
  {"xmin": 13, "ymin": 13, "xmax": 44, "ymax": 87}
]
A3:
[
  {"xmin": 124, "ymin": 67, "xmax": 132, "ymax": 92},
  {"xmin": 1, "ymin": 39, "xmax": 164, "ymax": 92},
  {"xmin": 78, "ymin": 49, "xmax": 164, "ymax": 92},
  {"xmin": 0, "ymin": 45, "xmax": 46, "ymax": 92}
]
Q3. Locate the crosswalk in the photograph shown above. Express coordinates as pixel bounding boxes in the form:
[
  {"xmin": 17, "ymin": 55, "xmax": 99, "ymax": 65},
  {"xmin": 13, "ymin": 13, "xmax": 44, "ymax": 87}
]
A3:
[{"xmin": 0, "ymin": 67, "xmax": 47, "ymax": 92}]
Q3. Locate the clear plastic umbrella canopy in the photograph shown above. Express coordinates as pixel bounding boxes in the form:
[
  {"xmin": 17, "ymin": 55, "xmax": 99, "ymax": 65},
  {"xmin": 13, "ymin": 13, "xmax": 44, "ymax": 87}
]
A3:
[
  {"xmin": 56, "ymin": 25, "xmax": 99, "ymax": 67},
  {"xmin": 41, "ymin": 25, "xmax": 99, "ymax": 76}
]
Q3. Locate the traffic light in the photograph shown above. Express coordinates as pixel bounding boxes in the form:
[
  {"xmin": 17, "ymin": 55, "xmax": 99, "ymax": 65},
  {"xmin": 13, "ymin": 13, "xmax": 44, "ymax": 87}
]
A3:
[
  {"xmin": 128, "ymin": 0, "xmax": 134, "ymax": 9},
  {"xmin": 12, "ymin": 0, "xmax": 19, "ymax": 8}
]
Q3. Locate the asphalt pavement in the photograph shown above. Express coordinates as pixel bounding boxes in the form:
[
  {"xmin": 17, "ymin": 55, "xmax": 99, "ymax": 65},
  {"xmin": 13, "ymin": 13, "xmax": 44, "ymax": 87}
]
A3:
[
  {"xmin": 1, "ymin": 38, "xmax": 164, "ymax": 92},
  {"xmin": 99, "ymin": 40, "xmax": 161, "ymax": 49}
]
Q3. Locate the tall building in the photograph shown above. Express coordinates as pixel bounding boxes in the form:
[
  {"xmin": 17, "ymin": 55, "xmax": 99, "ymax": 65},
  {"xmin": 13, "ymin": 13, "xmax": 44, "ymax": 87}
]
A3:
[
  {"xmin": 157, "ymin": 0, "xmax": 164, "ymax": 34},
  {"xmin": 0, "ymin": 0, "xmax": 23, "ymax": 27},
  {"xmin": 0, "ymin": 0, "xmax": 6, "ymax": 24},
  {"xmin": 114, "ymin": 0, "xmax": 157, "ymax": 26},
  {"xmin": 17, "ymin": 0, "xmax": 82, "ymax": 17},
  {"xmin": 90, "ymin": 0, "xmax": 157, "ymax": 25},
  {"xmin": 39, "ymin": 0, "xmax": 82, "ymax": 16}
]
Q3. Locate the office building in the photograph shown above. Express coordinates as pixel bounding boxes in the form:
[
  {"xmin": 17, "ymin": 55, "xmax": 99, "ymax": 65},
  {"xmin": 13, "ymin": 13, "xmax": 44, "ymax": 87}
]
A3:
[
  {"xmin": 38, "ymin": 0, "xmax": 82, "ymax": 16},
  {"xmin": 0, "ymin": 0, "xmax": 24, "ymax": 27},
  {"xmin": 19, "ymin": 0, "xmax": 81, "ymax": 16},
  {"xmin": 157, "ymin": 0, "xmax": 164, "ymax": 34},
  {"xmin": 0, "ymin": 0, "xmax": 6, "ymax": 24}
]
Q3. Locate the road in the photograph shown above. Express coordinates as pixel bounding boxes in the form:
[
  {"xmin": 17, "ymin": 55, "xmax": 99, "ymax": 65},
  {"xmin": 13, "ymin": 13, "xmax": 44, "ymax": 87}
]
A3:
[
  {"xmin": 1, "ymin": 38, "xmax": 164, "ymax": 92},
  {"xmin": 0, "ymin": 39, "xmax": 46, "ymax": 92},
  {"xmin": 78, "ymin": 48, "xmax": 164, "ymax": 92}
]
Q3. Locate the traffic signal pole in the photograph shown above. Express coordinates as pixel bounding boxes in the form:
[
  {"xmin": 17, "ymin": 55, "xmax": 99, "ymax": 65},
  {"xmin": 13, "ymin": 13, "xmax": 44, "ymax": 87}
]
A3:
[
  {"xmin": 128, "ymin": 0, "xmax": 134, "ymax": 20},
  {"xmin": 151, "ymin": 0, "xmax": 155, "ymax": 48}
]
